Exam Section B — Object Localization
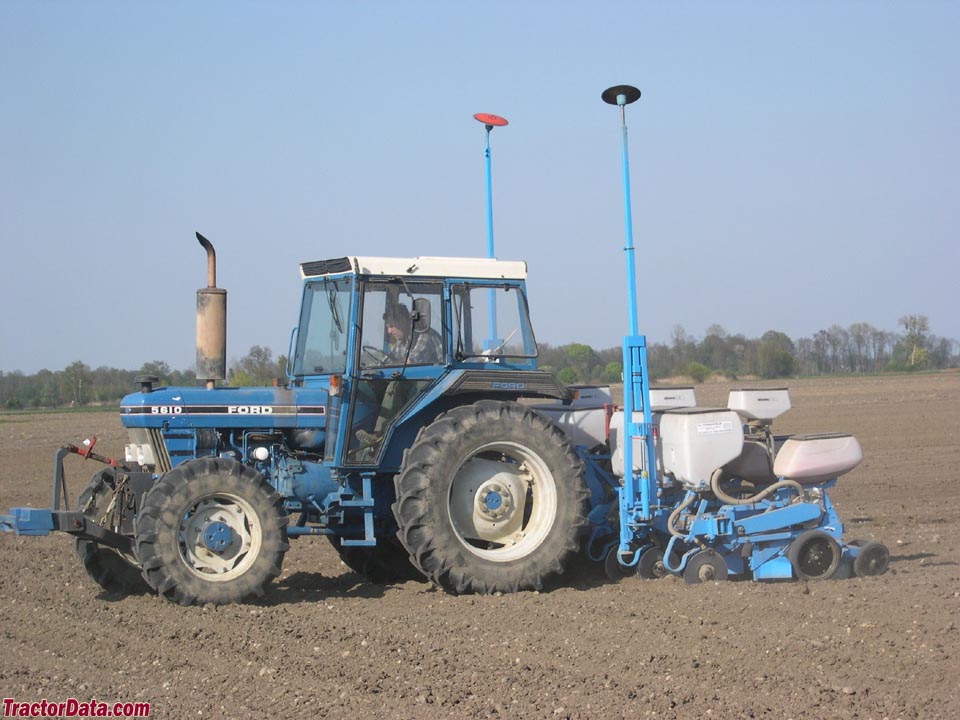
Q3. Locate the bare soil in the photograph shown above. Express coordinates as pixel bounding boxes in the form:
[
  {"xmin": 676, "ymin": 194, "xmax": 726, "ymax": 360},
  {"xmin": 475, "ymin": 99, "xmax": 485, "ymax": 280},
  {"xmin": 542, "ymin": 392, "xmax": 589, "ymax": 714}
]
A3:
[{"xmin": 2, "ymin": 372, "xmax": 959, "ymax": 719}]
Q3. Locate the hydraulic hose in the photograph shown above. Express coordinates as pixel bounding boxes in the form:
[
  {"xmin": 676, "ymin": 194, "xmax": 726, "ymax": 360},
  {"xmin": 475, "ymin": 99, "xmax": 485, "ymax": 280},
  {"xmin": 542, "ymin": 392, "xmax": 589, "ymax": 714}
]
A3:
[
  {"xmin": 710, "ymin": 468, "xmax": 804, "ymax": 506},
  {"xmin": 667, "ymin": 492, "xmax": 697, "ymax": 539}
]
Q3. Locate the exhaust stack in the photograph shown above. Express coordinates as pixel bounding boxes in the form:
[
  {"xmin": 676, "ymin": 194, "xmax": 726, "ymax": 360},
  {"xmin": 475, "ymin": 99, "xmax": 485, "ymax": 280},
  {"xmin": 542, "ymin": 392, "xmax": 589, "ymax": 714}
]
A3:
[{"xmin": 195, "ymin": 232, "xmax": 227, "ymax": 389}]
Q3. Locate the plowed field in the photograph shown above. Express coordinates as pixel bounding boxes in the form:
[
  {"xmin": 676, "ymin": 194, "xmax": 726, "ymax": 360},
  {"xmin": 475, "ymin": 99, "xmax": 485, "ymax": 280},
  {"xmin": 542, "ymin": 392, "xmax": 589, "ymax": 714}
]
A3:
[{"xmin": 2, "ymin": 372, "xmax": 958, "ymax": 718}]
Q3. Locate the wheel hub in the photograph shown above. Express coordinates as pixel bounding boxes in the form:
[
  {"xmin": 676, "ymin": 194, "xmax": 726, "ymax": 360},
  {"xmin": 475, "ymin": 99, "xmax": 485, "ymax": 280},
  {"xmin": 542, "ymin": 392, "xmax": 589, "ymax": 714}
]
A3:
[
  {"xmin": 202, "ymin": 521, "xmax": 234, "ymax": 553},
  {"xmin": 448, "ymin": 455, "xmax": 535, "ymax": 550},
  {"xmin": 477, "ymin": 483, "xmax": 514, "ymax": 521},
  {"xmin": 178, "ymin": 494, "xmax": 260, "ymax": 581}
]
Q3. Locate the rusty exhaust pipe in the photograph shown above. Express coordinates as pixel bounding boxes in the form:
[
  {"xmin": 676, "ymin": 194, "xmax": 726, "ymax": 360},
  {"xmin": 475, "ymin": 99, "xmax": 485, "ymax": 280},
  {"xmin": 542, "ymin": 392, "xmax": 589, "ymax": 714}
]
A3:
[
  {"xmin": 195, "ymin": 232, "xmax": 227, "ymax": 389},
  {"xmin": 198, "ymin": 232, "xmax": 217, "ymax": 287}
]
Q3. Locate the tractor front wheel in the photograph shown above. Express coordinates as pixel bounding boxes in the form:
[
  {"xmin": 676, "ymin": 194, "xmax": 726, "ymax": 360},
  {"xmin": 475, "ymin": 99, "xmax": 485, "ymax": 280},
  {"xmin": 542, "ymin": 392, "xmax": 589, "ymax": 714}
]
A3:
[
  {"xmin": 393, "ymin": 400, "xmax": 589, "ymax": 594},
  {"xmin": 135, "ymin": 458, "xmax": 288, "ymax": 605}
]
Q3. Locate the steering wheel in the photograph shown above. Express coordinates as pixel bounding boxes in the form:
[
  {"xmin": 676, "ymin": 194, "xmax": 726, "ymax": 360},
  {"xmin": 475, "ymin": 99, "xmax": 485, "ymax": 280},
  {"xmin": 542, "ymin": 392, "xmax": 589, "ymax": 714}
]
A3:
[{"xmin": 362, "ymin": 345, "xmax": 390, "ymax": 365}]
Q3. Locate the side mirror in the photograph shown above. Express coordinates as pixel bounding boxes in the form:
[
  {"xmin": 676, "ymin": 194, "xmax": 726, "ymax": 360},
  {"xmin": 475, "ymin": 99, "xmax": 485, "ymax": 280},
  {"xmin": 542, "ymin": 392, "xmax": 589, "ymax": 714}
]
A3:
[{"xmin": 412, "ymin": 298, "xmax": 431, "ymax": 334}]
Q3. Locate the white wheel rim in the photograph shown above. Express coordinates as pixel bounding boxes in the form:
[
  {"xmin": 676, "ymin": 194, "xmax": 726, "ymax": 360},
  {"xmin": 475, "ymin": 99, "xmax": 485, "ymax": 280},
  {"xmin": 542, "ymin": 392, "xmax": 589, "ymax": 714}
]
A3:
[
  {"xmin": 178, "ymin": 493, "xmax": 262, "ymax": 582},
  {"xmin": 447, "ymin": 441, "xmax": 558, "ymax": 563}
]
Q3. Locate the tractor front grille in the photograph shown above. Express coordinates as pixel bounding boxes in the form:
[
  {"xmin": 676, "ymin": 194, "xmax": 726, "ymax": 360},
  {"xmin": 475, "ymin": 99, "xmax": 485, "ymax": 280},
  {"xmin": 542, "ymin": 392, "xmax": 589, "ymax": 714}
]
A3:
[{"xmin": 148, "ymin": 427, "xmax": 172, "ymax": 473}]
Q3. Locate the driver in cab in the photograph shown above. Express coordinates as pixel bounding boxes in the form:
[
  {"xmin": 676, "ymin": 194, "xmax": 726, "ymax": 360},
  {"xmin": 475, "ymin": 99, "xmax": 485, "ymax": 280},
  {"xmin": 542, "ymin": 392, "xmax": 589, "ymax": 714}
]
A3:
[
  {"xmin": 354, "ymin": 302, "xmax": 443, "ymax": 451},
  {"xmin": 382, "ymin": 303, "xmax": 442, "ymax": 366}
]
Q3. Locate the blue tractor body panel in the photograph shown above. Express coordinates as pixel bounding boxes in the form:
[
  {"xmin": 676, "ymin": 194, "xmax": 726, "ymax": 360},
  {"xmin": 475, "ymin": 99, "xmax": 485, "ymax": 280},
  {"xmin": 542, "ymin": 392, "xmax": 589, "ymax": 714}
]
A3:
[{"xmin": 120, "ymin": 385, "xmax": 330, "ymax": 432}]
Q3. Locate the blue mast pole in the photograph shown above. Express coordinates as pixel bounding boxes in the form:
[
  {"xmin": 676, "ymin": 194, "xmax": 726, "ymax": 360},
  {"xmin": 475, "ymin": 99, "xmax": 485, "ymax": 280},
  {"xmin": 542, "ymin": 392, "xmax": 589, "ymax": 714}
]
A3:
[
  {"xmin": 474, "ymin": 113, "xmax": 509, "ymax": 349},
  {"xmin": 484, "ymin": 126, "xmax": 498, "ymax": 344},
  {"xmin": 618, "ymin": 101, "xmax": 639, "ymax": 337},
  {"xmin": 484, "ymin": 126, "xmax": 495, "ymax": 261},
  {"xmin": 602, "ymin": 85, "xmax": 652, "ymax": 557}
]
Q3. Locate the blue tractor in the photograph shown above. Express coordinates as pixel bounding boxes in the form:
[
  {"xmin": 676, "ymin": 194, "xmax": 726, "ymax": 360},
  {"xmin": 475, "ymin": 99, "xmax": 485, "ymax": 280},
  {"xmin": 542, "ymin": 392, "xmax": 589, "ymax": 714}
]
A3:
[{"xmin": 3, "ymin": 240, "xmax": 597, "ymax": 604}]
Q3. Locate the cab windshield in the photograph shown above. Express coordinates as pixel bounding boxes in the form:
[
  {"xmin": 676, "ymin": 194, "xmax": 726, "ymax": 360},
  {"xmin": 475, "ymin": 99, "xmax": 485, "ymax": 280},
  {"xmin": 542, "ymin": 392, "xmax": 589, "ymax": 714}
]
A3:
[{"xmin": 293, "ymin": 278, "xmax": 351, "ymax": 376}]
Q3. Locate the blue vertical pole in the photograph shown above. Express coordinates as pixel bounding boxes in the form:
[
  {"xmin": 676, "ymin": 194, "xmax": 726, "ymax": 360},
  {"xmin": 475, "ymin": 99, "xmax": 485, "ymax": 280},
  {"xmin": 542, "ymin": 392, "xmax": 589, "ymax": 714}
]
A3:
[
  {"xmin": 617, "ymin": 96, "xmax": 638, "ymax": 545},
  {"xmin": 602, "ymin": 85, "xmax": 651, "ymax": 557},
  {"xmin": 474, "ymin": 113, "xmax": 508, "ymax": 351},
  {"xmin": 618, "ymin": 102, "xmax": 639, "ymax": 337},
  {"xmin": 484, "ymin": 126, "xmax": 498, "ymax": 344},
  {"xmin": 484, "ymin": 126, "xmax": 495, "ymax": 260}
]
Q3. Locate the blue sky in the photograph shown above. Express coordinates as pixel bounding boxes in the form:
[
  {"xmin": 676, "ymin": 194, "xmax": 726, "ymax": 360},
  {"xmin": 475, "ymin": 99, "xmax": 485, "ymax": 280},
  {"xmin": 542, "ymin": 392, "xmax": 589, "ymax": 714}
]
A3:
[{"xmin": 1, "ymin": 1, "xmax": 957, "ymax": 373}]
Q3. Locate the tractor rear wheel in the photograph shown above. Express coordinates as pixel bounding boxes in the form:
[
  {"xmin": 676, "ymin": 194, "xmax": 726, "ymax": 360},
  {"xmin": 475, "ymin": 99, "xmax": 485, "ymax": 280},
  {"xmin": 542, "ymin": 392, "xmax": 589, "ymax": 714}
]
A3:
[
  {"xmin": 135, "ymin": 458, "xmax": 288, "ymax": 605},
  {"xmin": 327, "ymin": 536, "xmax": 424, "ymax": 584},
  {"xmin": 393, "ymin": 400, "xmax": 589, "ymax": 594},
  {"xmin": 75, "ymin": 470, "xmax": 149, "ymax": 596}
]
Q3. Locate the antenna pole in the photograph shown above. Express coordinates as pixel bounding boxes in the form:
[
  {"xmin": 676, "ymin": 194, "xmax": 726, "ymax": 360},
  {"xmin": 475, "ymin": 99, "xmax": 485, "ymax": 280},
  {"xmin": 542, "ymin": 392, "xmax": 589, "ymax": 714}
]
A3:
[
  {"xmin": 483, "ymin": 124, "xmax": 495, "ymax": 260},
  {"xmin": 602, "ymin": 84, "xmax": 656, "ymax": 551},
  {"xmin": 473, "ymin": 113, "xmax": 509, "ymax": 348},
  {"xmin": 601, "ymin": 84, "xmax": 642, "ymax": 339},
  {"xmin": 617, "ymin": 98, "xmax": 638, "ymax": 335}
]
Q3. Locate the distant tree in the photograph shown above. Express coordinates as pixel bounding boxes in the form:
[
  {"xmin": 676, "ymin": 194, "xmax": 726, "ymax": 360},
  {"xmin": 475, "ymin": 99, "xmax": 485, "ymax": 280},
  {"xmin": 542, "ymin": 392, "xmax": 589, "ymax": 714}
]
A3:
[
  {"xmin": 646, "ymin": 343, "xmax": 674, "ymax": 380},
  {"xmin": 927, "ymin": 336, "xmax": 952, "ymax": 369},
  {"xmin": 535, "ymin": 343, "xmax": 567, "ymax": 377},
  {"xmin": 556, "ymin": 367, "xmax": 578, "ymax": 385},
  {"xmin": 35, "ymin": 369, "xmax": 62, "ymax": 407},
  {"xmin": 899, "ymin": 314, "xmax": 929, "ymax": 368},
  {"xmin": 757, "ymin": 344, "xmax": 795, "ymax": 378},
  {"xmin": 847, "ymin": 322, "xmax": 872, "ymax": 373},
  {"xmin": 566, "ymin": 343, "xmax": 599, "ymax": 382},
  {"xmin": 139, "ymin": 360, "xmax": 172, "ymax": 384},
  {"xmin": 681, "ymin": 361, "xmax": 711, "ymax": 384},
  {"xmin": 704, "ymin": 324, "xmax": 727, "ymax": 339},
  {"xmin": 61, "ymin": 361, "xmax": 90, "ymax": 405},
  {"xmin": 812, "ymin": 330, "xmax": 830, "ymax": 374},
  {"xmin": 756, "ymin": 330, "xmax": 796, "ymax": 378},
  {"xmin": 869, "ymin": 328, "xmax": 892, "ymax": 372},
  {"xmin": 795, "ymin": 337, "xmax": 820, "ymax": 376},
  {"xmin": 229, "ymin": 346, "xmax": 282, "ymax": 386},
  {"xmin": 169, "ymin": 368, "xmax": 198, "ymax": 386},
  {"xmin": 827, "ymin": 325, "xmax": 849, "ymax": 372},
  {"xmin": 600, "ymin": 361, "xmax": 623, "ymax": 384},
  {"xmin": 734, "ymin": 335, "xmax": 759, "ymax": 377},
  {"xmin": 671, "ymin": 325, "xmax": 694, "ymax": 367},
  {"xmin": 698, "ymin": 328, "xmax": 737, "ymax": 376}
]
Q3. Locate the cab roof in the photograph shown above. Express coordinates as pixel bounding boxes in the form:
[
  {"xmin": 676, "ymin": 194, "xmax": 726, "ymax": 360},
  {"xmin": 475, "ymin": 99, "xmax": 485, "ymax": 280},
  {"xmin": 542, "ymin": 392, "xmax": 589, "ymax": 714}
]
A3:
[{"xmin": 300, "ymin": 256, "xmax": 527, "ymax": 281}]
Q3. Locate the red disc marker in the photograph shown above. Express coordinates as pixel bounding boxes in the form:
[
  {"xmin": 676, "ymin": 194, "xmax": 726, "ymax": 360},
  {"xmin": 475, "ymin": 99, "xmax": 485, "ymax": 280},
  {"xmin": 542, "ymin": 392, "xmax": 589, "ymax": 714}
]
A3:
[{"xmin": 473, "ymin": 113, "xmax": 509, "ymax": 127}]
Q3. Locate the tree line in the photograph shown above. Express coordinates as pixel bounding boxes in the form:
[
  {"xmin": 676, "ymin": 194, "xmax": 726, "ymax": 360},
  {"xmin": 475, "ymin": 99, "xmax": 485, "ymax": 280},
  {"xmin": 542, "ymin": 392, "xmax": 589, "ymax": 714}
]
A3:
[
  {"xmin": 1, "ymin": 316, "xmax": 956, "ymax": 410},
  {"xmin": 0, "ymin": 348, "xmax": 285, "ymax": 411},
  {"xmin": 538, "ymin": 314, "xmax": 957, "ymax": 384}
]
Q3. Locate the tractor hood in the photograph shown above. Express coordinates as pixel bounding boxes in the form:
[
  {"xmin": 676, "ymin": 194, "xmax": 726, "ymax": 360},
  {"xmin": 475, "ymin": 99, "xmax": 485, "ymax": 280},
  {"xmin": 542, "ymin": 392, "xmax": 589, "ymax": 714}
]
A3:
[{"xmin": 120, "ymin": 385, "xmax": 328, "ymax": 431}]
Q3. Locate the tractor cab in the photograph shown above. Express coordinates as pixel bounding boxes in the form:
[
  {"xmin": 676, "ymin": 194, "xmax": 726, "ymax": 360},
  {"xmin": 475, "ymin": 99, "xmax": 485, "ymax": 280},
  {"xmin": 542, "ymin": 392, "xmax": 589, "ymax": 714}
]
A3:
[{"xmin": 289, "ymin": 256, "xmax": 562, "ymax": 471}]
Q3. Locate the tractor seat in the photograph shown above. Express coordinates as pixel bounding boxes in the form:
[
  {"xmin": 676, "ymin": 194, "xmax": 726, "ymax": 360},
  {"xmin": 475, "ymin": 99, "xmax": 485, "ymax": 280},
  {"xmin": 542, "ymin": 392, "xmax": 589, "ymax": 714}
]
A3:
[{"xmin": 772, "ymin": 433, "xmax": 863, "ymax": 484}]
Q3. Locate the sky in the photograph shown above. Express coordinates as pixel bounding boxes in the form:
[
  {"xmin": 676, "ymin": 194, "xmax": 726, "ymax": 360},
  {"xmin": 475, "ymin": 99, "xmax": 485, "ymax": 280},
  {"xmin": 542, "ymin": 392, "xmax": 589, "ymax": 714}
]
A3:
[{"xmin": 1, "ymin": 1, "xmax": 957, "ymax": 374}]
